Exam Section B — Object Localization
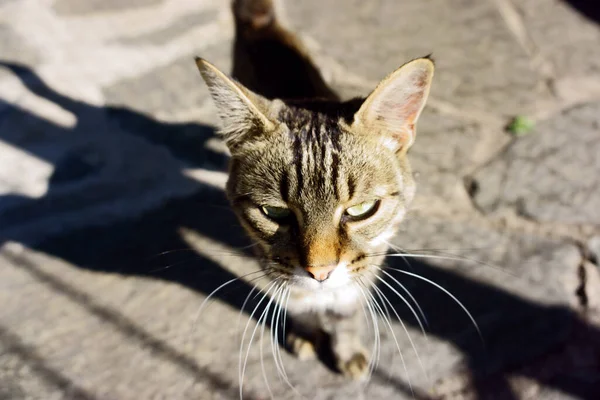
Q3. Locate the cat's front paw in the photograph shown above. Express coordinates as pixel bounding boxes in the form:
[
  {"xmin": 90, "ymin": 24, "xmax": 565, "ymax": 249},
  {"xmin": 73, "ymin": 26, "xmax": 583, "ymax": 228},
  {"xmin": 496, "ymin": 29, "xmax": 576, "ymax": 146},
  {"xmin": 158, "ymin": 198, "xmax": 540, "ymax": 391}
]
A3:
[
  {"xmin": 286, "ymin": 332, "xmax": 317, "ymax": 361},
  {"xmin": 337, "ymin": 348, "xmax": 369, "ymax": 380}
]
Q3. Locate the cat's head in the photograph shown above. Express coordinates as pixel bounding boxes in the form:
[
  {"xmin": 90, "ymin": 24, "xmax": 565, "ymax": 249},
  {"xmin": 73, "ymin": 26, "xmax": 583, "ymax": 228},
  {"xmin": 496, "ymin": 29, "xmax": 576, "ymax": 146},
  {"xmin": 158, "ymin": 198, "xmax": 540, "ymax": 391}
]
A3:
[{"xmin": 196, "ymin": 57, "xmax": 433, "ymax": 292}]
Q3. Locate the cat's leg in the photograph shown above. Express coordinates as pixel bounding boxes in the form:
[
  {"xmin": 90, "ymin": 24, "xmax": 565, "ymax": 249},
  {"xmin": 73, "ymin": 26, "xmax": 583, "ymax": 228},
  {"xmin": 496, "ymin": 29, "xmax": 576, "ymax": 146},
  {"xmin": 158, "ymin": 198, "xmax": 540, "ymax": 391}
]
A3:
[
  {"xmin": 286, "ymin": 331, "xmax": 317, "ymax": 361},
  {"xmin": 321, "ymin": 308, "xmax": 369, "ymax": 380},
  {"xmin": 285, "ymin": 312, "xmax": 322, "ymax": 361}
]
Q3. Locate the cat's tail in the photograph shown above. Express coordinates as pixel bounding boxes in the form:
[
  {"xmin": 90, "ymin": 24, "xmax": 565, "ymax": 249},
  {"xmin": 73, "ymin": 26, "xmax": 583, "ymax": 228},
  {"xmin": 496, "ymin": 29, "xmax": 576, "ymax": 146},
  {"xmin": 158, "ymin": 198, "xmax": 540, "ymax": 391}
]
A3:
[
  {"xmin": 231, "ymin": 0, "xmax": 338, "ymax": 101},
  {"xmin": 232, "ymin": 0, "xmax": 277, "ymax": 31}
]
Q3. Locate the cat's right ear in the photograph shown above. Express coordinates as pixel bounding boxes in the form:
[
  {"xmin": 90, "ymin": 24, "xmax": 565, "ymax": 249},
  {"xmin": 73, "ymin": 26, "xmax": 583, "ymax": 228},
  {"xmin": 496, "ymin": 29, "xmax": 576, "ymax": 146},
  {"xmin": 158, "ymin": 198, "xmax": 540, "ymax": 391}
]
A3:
[{"xmin": 195, "ymin": 57, "xmax": 276, "ymax": 150}]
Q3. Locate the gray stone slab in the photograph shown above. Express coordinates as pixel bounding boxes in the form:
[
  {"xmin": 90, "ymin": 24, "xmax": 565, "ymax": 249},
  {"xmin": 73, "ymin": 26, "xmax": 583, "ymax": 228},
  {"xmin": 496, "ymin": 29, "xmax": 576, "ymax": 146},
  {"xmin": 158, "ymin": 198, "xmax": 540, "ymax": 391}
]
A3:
[
  {"xmin": 0, "ymin": 199, "xmax": 586, "ymax": 399},
  {"xmin": 53, "ymin": 0, "xmax": 164, "ymax": 16},
  {"xmin": 516, "ymin": 0, "xmax": 600, "ymax": 79},
  {"xmin": 2, "ymin": 0, "xmax": 600, "ymax": 399},
  {"xmin": 115, "ymin": 9, "xmax": 219, "ymax": 46},
  {"xmin": 471, "ymin": 101, "xmax": 600, "ymax": 224},
  {"xmin": 384, "ymin": 214, "xmax": 590, "ymax": 398},
  {"xmin": 409, "ymin": 109, "xmax": 492, "ymax": 209},
  {"xmin": 103, "ymin": 41, "xmax": 231, "ymax": 118},
  {"xmin": 369, "ymin": 215, "xmax": 583, "ymax": 396},
  {"xmin": 0, "ymin": 24, "xmax": 41, "ymax": 66},
  {"xmin": 588, "ymin": 236, "xmax": 600, "ymax": 266},
  {"xmin": 0, "ymin": 92, "xmax": 203, "ymax": 243},
  {"xmin": 285, "ymin": 0, "xmax": 543, "ymax": 116}
]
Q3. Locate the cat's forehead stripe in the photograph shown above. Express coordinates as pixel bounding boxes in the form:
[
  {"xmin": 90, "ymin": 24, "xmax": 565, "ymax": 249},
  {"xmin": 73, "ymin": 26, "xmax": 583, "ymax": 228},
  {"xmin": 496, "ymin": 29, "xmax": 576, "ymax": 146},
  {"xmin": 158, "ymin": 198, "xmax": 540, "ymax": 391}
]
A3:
[
  {"xmin": 280, "ymin": 169, "xmax": 291, "ymax": 203},
  {"xmin": 291, "ymin": 125, "xmax": 304, "ymax": 194},
  {"xmin": 282, "ymin": 108, "xmax": 344, "ymax": 202}
]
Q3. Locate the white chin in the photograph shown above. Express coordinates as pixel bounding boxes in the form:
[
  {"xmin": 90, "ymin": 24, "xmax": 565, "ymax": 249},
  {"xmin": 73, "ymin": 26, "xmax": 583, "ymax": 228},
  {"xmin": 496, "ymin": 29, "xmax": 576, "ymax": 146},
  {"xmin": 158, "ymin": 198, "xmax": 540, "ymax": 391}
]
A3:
[
  {"xmin": 290, "ymin": 276, "xmax": 325, "ymax": 291},
  {"xmin": 286, "ymin": 273, "xmax": 360, "ymax": 314}
]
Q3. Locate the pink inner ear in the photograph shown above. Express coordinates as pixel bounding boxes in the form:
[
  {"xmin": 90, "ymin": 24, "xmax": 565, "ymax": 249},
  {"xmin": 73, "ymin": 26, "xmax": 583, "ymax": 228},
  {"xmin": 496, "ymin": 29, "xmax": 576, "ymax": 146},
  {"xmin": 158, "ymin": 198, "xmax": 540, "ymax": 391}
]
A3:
[
  {"xmin": 381, "ymin": 91, "xmax": 422, "ymax": 126},
  {"xmin": 375, "ymin": 90, "xmax": 425, "ymax": 149},
  {"xmin": 357, "ymin": 61, "xmax": 432, "ymax": 151}
]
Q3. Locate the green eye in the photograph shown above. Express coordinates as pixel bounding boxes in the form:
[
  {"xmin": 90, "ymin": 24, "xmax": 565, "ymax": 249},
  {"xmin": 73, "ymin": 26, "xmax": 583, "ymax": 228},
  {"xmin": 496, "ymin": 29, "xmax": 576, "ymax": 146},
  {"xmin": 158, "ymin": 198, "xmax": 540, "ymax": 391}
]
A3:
[
  {"xmin": 261, "ymin": 206, "xmax": 291, "ymax": 220},
  {"xmin": 345, "ymin": 200, "xmax": 378, "ymax": 218}
]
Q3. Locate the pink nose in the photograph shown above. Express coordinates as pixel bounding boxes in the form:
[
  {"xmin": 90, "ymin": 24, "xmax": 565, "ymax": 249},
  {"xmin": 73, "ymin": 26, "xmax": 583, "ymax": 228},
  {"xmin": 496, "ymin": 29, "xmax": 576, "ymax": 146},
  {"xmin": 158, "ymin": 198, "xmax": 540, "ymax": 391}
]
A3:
[{"xmin": 305, "ymin": 265, "xmax": 336, "ymax": 282}]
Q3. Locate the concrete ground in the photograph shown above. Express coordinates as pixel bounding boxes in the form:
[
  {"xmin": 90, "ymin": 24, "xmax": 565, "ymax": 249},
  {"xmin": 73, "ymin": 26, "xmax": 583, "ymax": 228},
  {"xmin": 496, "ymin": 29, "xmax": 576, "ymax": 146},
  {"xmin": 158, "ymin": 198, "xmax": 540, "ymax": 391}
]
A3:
[{"xmin": 1, "ymin": 0, "xmax": 600, "ymax": 399}]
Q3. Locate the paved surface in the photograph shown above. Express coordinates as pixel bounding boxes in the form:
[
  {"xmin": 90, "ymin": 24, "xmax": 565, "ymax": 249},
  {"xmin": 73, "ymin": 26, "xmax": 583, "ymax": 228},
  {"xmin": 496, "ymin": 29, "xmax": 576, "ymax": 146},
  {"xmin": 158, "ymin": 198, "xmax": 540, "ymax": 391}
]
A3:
[{"xmin": 1, "ymin": 1, "xmax": 599, "ymax": 399}]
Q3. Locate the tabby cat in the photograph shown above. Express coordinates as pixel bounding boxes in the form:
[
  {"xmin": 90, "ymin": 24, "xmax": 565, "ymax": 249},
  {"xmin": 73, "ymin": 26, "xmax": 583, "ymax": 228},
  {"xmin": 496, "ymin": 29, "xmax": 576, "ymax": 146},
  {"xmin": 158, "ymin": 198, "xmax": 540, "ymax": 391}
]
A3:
[{"xmin": 195, "ymin": 0, "xmax": 434, "ymax": 380}]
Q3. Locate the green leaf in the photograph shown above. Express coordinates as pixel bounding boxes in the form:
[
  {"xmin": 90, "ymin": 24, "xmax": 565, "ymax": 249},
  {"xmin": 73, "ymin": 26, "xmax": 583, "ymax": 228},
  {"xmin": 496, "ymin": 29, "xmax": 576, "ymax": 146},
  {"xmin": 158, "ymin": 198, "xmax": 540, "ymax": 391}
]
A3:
[{"xmin": 507, "ymin": 116, "xmax": 535, "ymax": 136}]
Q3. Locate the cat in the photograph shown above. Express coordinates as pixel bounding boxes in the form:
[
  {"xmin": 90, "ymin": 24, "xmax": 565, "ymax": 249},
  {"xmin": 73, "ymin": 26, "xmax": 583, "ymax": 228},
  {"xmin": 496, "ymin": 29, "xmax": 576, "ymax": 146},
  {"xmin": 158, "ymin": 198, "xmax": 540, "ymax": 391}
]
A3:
[{"xmin": 195, "ymin": 0, "xmax": 434, "ymax": 380}]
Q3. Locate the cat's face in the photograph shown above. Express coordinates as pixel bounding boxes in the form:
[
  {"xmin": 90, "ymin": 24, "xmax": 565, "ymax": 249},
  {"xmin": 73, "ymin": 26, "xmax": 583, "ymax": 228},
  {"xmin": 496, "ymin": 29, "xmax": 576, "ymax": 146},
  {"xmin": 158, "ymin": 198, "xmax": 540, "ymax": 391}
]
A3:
[
  {"xmin": 196, "ymin": 58, "xmax": 433, "ymax": 293},
  {"xmin": 226, "ymin": 107, "xmax": 415, "ymax": 292}
]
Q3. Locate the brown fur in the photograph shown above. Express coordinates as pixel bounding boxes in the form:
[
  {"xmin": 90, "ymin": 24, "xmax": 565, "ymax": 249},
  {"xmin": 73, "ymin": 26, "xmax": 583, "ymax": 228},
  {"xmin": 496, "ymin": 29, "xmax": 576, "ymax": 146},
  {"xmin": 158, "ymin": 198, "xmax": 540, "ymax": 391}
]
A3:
[
  {"xmin": 195, "ymin": 0, "xmax": 434, "ymax": 380},
  {"xmin": 231, "ymin": 0, "xmax": 337, "ymax": 100}
]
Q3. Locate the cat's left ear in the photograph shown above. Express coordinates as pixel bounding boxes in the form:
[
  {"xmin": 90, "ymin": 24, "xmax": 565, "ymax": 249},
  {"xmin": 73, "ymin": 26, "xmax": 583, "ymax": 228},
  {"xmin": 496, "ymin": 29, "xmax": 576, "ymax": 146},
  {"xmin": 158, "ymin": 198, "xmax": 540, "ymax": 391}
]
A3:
[
  {"xmin": 195, "ymin": 57, "xmax": 277, "ymax": 151},
  {"xmin": 352, "ymin": 57, "xmax": 434, "ymax": 154}
]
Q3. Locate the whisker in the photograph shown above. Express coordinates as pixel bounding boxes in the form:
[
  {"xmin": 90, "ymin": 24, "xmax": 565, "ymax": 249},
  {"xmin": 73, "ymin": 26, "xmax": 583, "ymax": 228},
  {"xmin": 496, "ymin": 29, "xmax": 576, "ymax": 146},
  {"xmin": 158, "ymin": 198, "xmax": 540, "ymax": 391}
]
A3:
[
  {"xmin": 369, "ymin": 282, "xmax": 401, "ymax": 378},
  {"xmin": 148, "ymin": 257, "xmax": 201, "ymax": 273},
  {"xmin": 148, "ymin": 241, "xmax": 259, "ymax": 262},
  {"xmin": 373, "ymin": 246, "xmax": 514, "ymax": 278},
  {"xmin": 259, "ymin": 303, "xmax": 273, "ymax": 399},
  {"xmin": 364, "ymin": 281, "xmax": 414, "ymax": 398},
  {"xmin": 236, "ymin": 242, "xmax": 262, "ymax": 251},
  {"xmin": 372, "ymin": 281, "xmax": 392, "ymax": 323},
  {"xmin": 379, "ymin": 239, "xmax": 507, "ymax": 272},
  {"xmin": 366, "ymin": 281, "xmax": 399, "ymax": 383},
  {"xmin": 236, "ymin": 285, "xmax": 260, "ymax": 341},
  {"xmin": 270, "ymin": 286, "xmax": 286, "ymax": 381},
  {"xmin": 282, "ymin": 287, "xmax": 291, "ymax": 343},
  {"xmin": 382, "ymin": 240, "xmax": 419, "ymax": 275},
  {"xmin": 258, "ymin": 284, "xmax": 283, "ymax": 400},
  {"xmin": 393, "ymin": 252, "xmax": 512, "ymax": 276},
  {"xmin": 273, "ymin": 287, "xmax": 304, "ymax": 398},
  {"xmin": 239, "ymin": 280, "xmax": 279, "ymax": 397},
  {"xmin": 190, "ymin": 270, "xmax": 265, "ymax": 341},
  {"xmin": 146, "ymin": 248, "xmax": 195, "ymax": 260},
  {"xmin": 355, "ymin": 282, "xmax": 374, "ymax": 338},
  {"xmin": 386, "ymin": 267, "xmax": 485, "ymax": 345},
  {"xmin": 401, "ymin": 246, "xmax": 497, "ymax": 253},
  {"xmin": 148, "ymin": 251, "xmax": 262, "ymax": 274},
  {"xmin": 355, "ymin": 281, "xmax": 381, "ymax": 383},
  {"xmin": 370, "ymin": 275, "xmax": 430, "ymax": 387},
  {"xmin": 377, "ymin": 270, "xmax": 429, "ymax": 332}
]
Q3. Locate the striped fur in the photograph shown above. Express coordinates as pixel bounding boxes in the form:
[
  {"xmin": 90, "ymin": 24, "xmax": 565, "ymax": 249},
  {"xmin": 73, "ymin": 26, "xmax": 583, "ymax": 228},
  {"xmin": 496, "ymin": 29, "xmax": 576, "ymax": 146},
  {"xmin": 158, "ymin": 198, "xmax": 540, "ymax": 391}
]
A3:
[{"xmin": 195, "ymin": 0, "xmax": 433, "ymax": 380}]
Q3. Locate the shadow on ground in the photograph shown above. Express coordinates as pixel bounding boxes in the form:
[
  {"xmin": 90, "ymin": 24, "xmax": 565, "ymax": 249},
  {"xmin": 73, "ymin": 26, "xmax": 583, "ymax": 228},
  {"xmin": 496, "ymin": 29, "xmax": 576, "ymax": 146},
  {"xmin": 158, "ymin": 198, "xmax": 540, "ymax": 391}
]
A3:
[
  {"xmin": 0, "ymin": 61, "xmax": 599, "ymax": 399},
  {"xmin": 565, "ymin": 1, "xmax": 600, "ymax": 25}
]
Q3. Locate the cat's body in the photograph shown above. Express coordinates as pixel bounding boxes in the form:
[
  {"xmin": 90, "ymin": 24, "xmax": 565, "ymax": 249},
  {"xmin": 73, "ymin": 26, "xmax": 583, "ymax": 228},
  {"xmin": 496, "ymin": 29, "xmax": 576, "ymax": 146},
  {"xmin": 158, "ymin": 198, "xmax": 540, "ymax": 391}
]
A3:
[
  {"xmin": 196, "ymin": 0, "xmax": 433, "ymax": 379},
  {"xmin": 231, "ymin": 0, "xmax": 338, "ymax": 101}
]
